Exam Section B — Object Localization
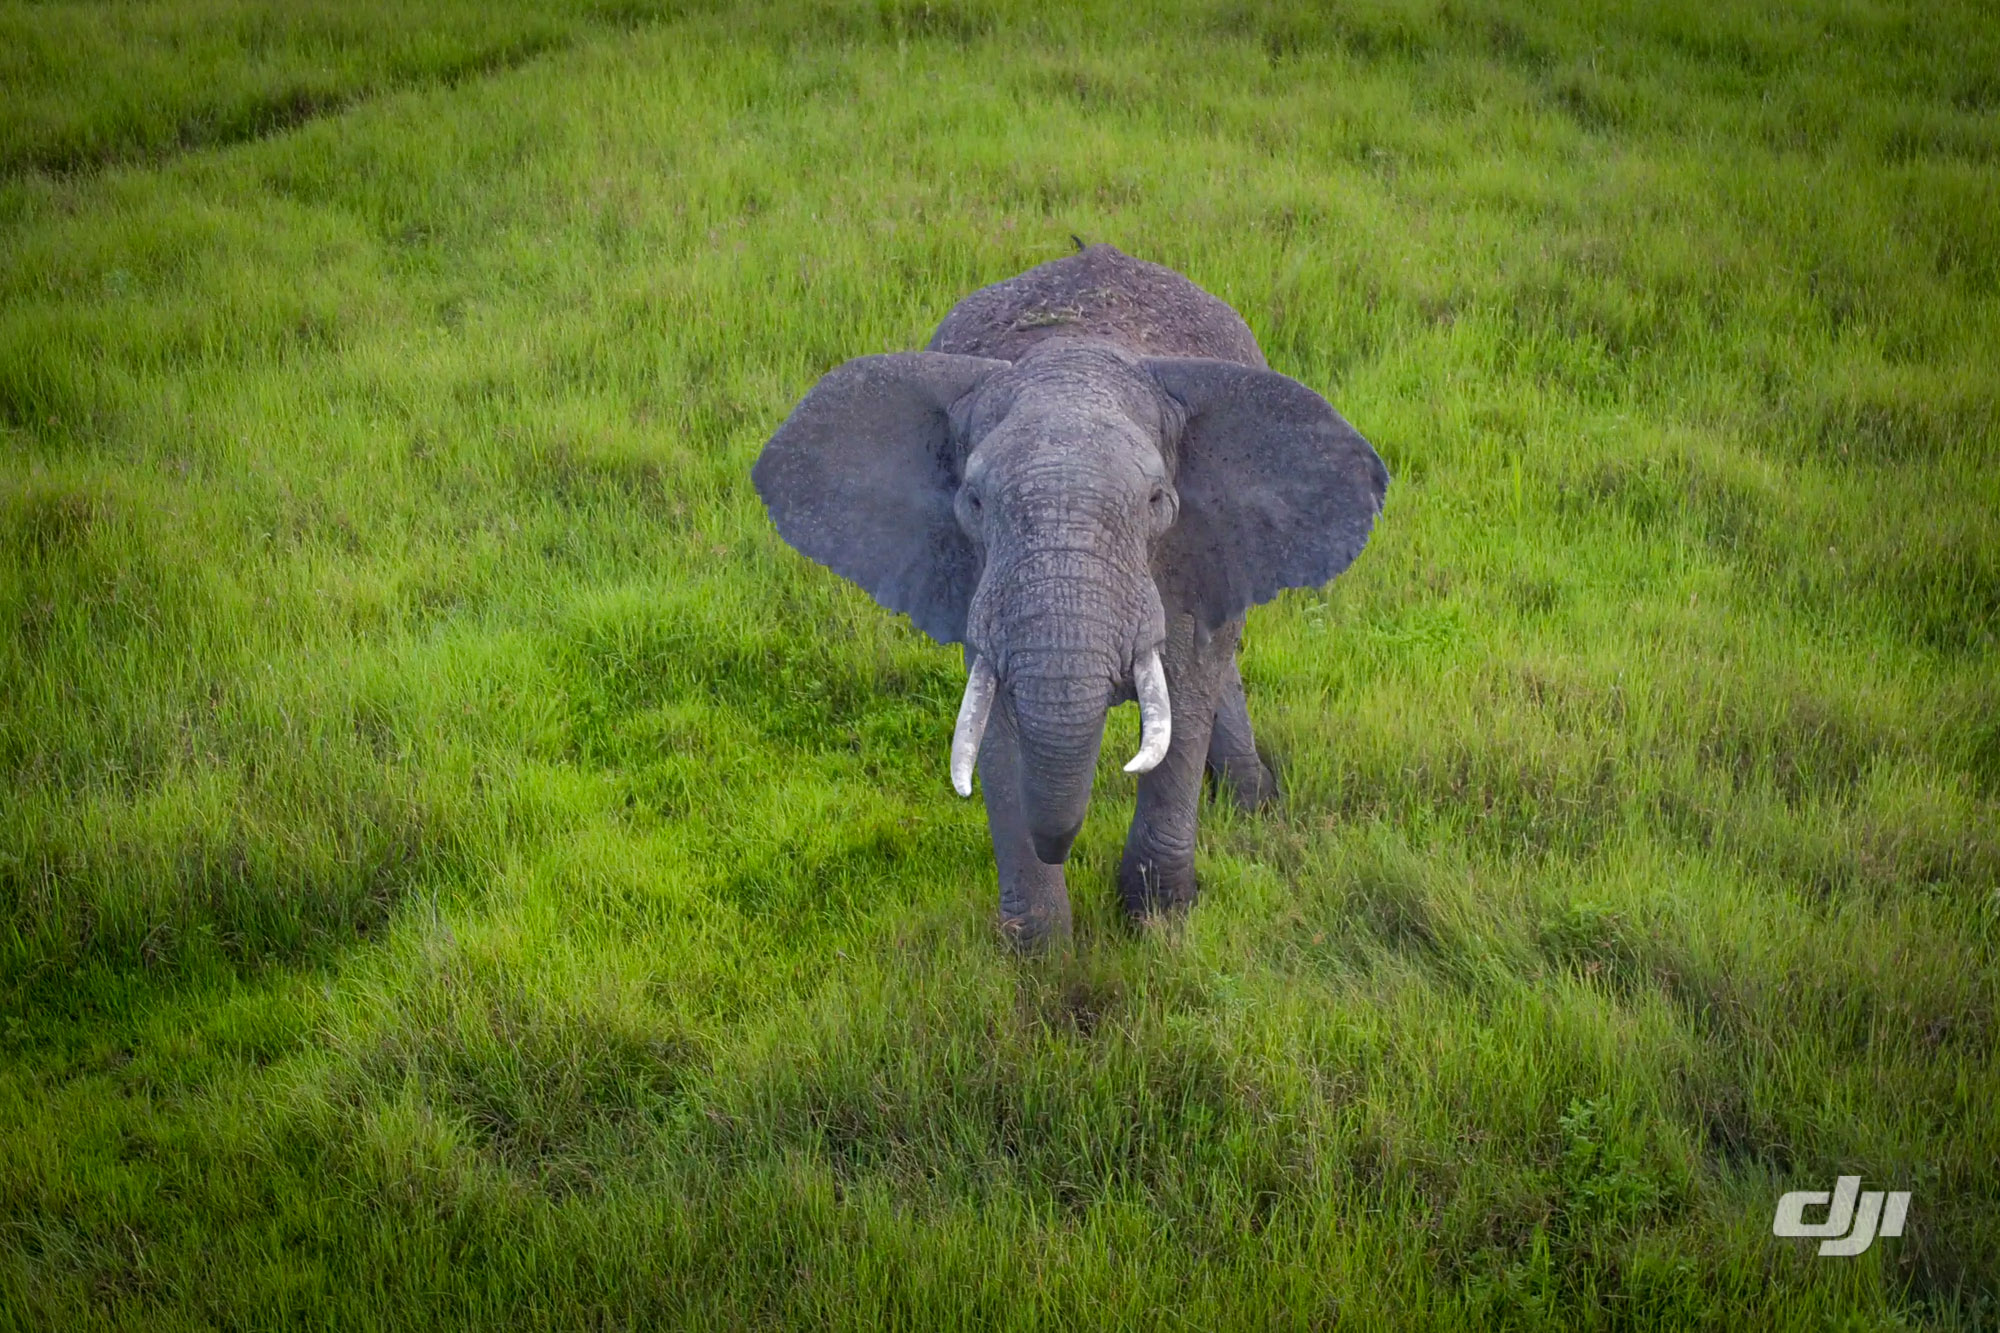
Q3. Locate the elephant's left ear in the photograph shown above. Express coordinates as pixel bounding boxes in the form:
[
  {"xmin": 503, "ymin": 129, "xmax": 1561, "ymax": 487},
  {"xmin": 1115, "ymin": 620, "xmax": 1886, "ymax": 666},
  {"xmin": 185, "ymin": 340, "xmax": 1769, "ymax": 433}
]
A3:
[
  {"xmin": 1145, "ymin": 358, "xmax": 1389, "ymax": 631},
  {"xmin": 753, "ymin": 351, "xmax": 1008, "ymax": 644}
]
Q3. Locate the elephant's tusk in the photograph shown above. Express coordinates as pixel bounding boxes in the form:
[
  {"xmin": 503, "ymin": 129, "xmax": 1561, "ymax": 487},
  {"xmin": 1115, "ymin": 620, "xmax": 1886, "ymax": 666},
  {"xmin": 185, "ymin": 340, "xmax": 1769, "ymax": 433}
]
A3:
[
  {"xmin": 1125, "ymin": 650, "xmax": 1172, "ymax": 774},
  {"xmin": 950, "ymin": 656, "xmax": 998, "ymax": 797}
]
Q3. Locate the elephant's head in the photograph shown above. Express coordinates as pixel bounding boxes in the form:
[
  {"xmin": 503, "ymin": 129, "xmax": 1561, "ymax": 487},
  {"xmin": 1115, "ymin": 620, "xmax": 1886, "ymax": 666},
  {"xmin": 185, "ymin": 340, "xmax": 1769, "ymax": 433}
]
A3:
[{"xmin": 753, "ymin": 337, "xmax": 1386, "ymax": 864}]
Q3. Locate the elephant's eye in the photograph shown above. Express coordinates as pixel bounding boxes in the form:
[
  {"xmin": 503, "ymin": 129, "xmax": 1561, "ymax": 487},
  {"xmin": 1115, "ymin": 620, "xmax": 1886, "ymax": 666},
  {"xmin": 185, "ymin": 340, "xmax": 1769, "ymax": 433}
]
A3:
[{"xmin": 1149, "ymin": 486, "xmax": 1168, "ymax": 511}]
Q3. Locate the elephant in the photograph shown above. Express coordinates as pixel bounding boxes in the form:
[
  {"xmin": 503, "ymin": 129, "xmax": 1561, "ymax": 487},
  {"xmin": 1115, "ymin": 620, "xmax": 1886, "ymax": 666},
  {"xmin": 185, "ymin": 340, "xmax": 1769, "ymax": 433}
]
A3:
[{"xmin": 753, "ymin": 244, "xmax": 1387, "ymax": 948}]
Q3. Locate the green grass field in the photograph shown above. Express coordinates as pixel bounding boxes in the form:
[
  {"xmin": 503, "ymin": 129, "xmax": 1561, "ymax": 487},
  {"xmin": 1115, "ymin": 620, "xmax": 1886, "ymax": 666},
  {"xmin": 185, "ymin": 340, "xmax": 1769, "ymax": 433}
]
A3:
[{"xmin": 3, "ymin": 0, "xmax": 1997, "ymax": 1326}]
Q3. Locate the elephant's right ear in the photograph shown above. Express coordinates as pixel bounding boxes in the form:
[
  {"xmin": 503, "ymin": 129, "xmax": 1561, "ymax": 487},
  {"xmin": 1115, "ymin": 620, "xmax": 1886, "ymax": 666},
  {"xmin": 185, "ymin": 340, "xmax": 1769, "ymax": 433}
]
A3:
[
  {"xmin": 753, "ymin": 352, "xmax": 1007, "ymax": 645},
  {"xmin": 1146, "ymin": 358, "xmax": 1389, "ymax": 631}
]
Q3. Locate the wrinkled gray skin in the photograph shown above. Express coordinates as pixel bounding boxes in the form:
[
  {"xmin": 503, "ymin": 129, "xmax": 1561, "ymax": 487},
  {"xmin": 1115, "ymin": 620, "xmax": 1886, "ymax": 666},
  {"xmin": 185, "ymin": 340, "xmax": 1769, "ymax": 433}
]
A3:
[{"xmin": 754, "ymin": 245, "xmax": 1387, "ymax": 948}]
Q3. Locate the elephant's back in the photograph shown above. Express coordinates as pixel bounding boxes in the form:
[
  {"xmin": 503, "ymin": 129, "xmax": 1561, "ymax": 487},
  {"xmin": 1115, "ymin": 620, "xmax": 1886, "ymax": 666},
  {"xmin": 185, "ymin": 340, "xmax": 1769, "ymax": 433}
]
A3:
[{"xmin": 926, "ymin": 245, "xmax": 1267, "ymax": 368}]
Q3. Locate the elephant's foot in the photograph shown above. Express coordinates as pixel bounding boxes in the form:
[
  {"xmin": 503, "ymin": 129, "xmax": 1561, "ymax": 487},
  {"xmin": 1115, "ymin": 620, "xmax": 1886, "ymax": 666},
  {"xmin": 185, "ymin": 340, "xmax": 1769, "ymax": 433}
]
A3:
[
  {"xmin": 1117, "ymin": 842, "xmax": 1197, "ymax": 925},
  {"xmin": 1210, "ymin": 754, "xmax": 1277, "ymax": 812},
  {"xmin": 1203, "ymin": 658, "xmax": 1277, "ymax": 812}
]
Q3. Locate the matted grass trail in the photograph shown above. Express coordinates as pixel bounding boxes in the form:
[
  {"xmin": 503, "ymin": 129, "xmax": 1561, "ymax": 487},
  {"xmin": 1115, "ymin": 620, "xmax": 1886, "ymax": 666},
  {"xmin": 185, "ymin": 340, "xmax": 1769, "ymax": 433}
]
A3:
[{"xmin": 2, "ymin": 0, "xmax": 1996, "ymax": 1327}]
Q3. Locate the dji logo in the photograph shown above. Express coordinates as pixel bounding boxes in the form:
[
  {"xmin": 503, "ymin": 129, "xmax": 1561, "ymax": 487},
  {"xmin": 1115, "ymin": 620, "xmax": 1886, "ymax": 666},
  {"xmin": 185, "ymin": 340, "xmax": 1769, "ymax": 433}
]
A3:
[{"xmin": 1772, "ymin": 1176, "xmax": 1911, "ymax": 1256}]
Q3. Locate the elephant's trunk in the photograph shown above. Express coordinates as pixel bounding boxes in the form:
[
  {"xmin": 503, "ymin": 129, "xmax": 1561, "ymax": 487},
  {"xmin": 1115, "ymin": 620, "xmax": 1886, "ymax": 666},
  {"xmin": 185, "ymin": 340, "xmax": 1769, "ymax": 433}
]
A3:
[
  {"xmin": 949, "ymin": 647, "xmax": 1170, "ymax": 801},
  {"xmin": 955, "ymin": 551, "xmax": 1171, "ymax": 865},
  {"xmin": 1006, "ymin": 649, "xmax": 1114, "ymax": 864}
]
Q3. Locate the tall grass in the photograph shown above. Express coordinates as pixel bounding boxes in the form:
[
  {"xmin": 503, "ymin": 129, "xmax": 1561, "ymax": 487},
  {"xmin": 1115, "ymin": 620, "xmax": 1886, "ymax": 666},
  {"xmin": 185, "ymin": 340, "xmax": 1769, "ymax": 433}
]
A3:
[{"xmin": 2, "ymin": 0, "xmax": 1995, "ymax": 1326}]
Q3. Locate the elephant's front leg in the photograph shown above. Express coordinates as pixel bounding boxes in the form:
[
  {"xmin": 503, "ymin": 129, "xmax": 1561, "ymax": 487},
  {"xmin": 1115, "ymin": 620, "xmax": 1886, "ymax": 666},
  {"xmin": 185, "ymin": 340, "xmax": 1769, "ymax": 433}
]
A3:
[
  {"xmin": 977, "ymin": 697, "xmax": 1073, "ymax": 949},
  {"xmin": 1118, "ymin": 619, "xmax": 1233, "ymax": 922}
]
